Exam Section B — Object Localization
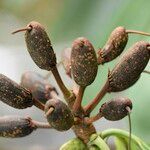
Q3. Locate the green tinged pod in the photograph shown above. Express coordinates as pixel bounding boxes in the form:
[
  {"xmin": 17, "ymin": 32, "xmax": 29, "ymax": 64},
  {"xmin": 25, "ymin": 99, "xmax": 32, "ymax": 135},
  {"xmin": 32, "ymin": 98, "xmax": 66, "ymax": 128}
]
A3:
[
  {"xmin": 0, "ymin": 74, "xmax": 33, "ymax": 109},
  {"xmin": 108, "ymin": 41, "xmax": 150, "ymax": 92},
  {"xmin": 71, "ymin": 37, "xmax": 98, "ymax": 87},
  {"xmin": 21, "ymin": 71, "xmax": 58, "ymax": 104},
  {"xmin": 98, "ymin": 27, "xmax": 128, "ymax": 64},
  {"xmin": 0, "ymin": 116, "xmax": 36, "ymax": 138},
  {"xmin": 25, "ymin": 21, "xmax": 56, "ymax": 70},
  {"xmin": 45, "ymin": 99, "xmax": 74, "ymax": 131},
  {"xmin": 100, "ymin": 97, "xmax": 132, "ymax": 121}
]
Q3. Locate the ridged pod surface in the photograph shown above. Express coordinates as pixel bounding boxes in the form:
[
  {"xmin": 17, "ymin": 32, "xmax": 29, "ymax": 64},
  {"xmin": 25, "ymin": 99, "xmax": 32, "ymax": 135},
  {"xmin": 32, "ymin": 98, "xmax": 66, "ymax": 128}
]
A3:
[
  {"xmin": 100, "ymin": 97, "xmax": 132, "ymax": 121},
  {"xmin": 108, "ymin": 41, "xmax": 150, "ymax": 92},
  {"xmin": 45, "ymin": 99, "xmax": 74, "ymax": 131},
  {"xmin": 0, "ymin": 116, "xmax": 36, "ymax": 138},
  {"xmin": 25, "ymin": 21, "xmax": 56, "ymax": 71},
  {"xmin": 71, "ymin": 37, "xmax": 98, "ymax": 87},
  {"xmin": 21, "ymin": 71, "xmax": 57, "ymax": 104},
  {"xmin": 98, "ymin": 27, "xmax": 128, "ymax": 64},
  {"xmin": 0, "ymin": 74, "xmax": 33, "ymax": 109}
]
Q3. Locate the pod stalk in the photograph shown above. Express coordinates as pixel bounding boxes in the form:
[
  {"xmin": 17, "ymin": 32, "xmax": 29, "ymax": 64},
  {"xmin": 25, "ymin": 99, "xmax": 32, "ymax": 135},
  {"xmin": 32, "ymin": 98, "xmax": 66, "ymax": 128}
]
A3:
[{"xmin": 126, "ymin": 30, "xmax": 150, "ymax": 36}]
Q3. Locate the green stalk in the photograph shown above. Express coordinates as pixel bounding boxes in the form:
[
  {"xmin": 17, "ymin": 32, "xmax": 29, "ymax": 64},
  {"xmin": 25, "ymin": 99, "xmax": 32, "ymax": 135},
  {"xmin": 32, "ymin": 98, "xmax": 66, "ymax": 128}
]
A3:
[
  {"xmin": 89, "ymin": 134, "xmax": 110, "ymax": 150},
  {"xmin": 100, "ymin": 128, "xmax": 150, "ymax": 150}
]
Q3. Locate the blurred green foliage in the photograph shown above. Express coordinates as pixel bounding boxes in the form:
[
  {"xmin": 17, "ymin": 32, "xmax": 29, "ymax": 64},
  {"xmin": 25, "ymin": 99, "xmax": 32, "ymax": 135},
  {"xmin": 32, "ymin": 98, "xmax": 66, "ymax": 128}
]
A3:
[{"xmin": 0, "ymin": 0, "xmax": 150, "ymax": 147}]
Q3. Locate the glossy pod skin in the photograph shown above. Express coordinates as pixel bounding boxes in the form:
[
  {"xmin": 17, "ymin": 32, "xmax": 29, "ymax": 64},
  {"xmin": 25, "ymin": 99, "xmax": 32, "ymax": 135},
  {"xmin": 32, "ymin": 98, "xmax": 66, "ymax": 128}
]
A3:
[
  {"xmin": 0, "ymin": 74, "xmax": 33, "ymax": 109},
  {"xmin": 98, "ymin": 27, "xmax": 128, "ymax": 64},
  {"xmin": 45, "ymin": 99, "xmax": 74, "ymax": 131},
  {"xmin": 100, "ymin": 97, "xmax": 132, "ymax": 121},
  {"xmin": 71, "ymin": 37, "xmax": 98, "ymax": 87},
  {"xmin": 0, "ymin": 116, "xmax": 36, "ymax": 138},
  {"xmin": 25, "ymin": 21, "xmax": 56, "ymax": 71},
  {"xmin": 108, "ymin": 41, "xmax": 150, "ymax": 92},
  {"xmin": 21, "ymin": 71, "xmax": 58, "ymax": 104}
]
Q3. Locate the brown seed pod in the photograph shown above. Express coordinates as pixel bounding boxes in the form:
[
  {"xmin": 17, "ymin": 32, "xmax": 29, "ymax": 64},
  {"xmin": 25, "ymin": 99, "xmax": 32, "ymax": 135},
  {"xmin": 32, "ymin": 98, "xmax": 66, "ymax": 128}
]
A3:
[
  {"xmin": 61, "ymin": 47, "xmax": 72, "ymax": 78},
  {"xmin": 100, "ymin": 97, "xmax": 132, "ymax": 121},
  {"xmin": 45, "ymin": 99, "xmax": 74, "ymax": 131},
  {"xmin": 21, "ymin": 71, "xmax": 58, "ymax": 104},
  {"xmin": 108, "ymin": 41, "xmax": 150, "ymax": 92},
  {"xmin": 0, "ymin": 74, "xmax": 33, "ymax": 109},
  {"xmin": 0, "ymin": 116, "xmax": 36, "ymax": 138},
  {"xmin": 71, "ymin": 37, "xmax": 98, "ymax": 87},
  {"xmin": 98, "ymin": 27, "xmax": 128, "ymax": 64},
  {"xmin": 98, "ymin": 27, "xmax": 150, "ymax": 64},
  {"xmin": 12, "ymin": 21, "xmax": 56, "ymax": 71}
]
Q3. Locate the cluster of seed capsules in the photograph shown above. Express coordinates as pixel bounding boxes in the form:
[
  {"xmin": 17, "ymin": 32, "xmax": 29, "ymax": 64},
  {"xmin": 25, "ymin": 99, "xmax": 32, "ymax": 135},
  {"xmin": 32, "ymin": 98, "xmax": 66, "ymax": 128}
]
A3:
[{"xmin": 0, "ymin": 21, "xmax": 149, "ymax": 142}]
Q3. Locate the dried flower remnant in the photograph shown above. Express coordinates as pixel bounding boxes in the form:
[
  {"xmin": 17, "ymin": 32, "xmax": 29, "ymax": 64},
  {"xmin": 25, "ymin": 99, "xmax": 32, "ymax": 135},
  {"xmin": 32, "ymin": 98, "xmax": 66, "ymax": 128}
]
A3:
[
  {"xmin": 61, "ymin": 47, "xmax": 72, "ymax": 78},
  {"xmin": 45, "ymin": 99, "xmax": 74, "ymax": 131},
  {"xmin": 21, "ymin": 71, "xmax": 58, "ymax": 104}
]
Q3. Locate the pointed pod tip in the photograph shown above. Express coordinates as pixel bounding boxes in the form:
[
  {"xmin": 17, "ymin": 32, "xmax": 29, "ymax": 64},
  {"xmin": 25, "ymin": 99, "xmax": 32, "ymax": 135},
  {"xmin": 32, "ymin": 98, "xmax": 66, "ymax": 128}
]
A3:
[{"xmin": 11, "ymin": 26, "xmax": 32, "ymax": 35}]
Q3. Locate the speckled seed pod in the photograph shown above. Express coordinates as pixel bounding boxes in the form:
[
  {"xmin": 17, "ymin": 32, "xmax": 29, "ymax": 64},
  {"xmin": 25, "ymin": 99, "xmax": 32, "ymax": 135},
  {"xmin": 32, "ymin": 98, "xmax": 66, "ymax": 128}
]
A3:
[
  {"xmin": 61, "ymin": 47, "xmax": 72, "ymax": 78},
  {"xmin": 108, "ymin": 41, "xmax": 150, "ymax": 92},
  {"xmin": 100, "ymin": 97, "xmax": 132, "ymax": 121},
  {"xmin": 45, "ymin": 99, "xmax": 74, "ymax": 131},
  {"xmin": 25, "ymin": 21, "xmax": 56, "ymax": 70},
  {"xmin": 21, "ymin": 71, "xmax": 58, "ymax": 104},
  {"xmin": 98, "ymin": 27, "xmax": 128, "ymax": 64},
  {"xmin": 0, "ymin": 116, "xmax": 36, "ymax": 138},
  {"xmin": 0, "ymin": 74, "xmax": 33, "ymax": 109},
  {"xmin": 71, "ymin": 37, "xmax": 98, "ymax": 86}
]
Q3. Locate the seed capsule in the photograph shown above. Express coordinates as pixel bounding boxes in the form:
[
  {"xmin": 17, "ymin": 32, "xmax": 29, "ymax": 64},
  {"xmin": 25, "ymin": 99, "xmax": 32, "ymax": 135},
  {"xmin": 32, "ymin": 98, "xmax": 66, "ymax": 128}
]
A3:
[
  {"xmin": 13, "ymin": 21, "xmax": 56, "ymax": 71},
  {"xmin": 0, "ymin": 116, "xmax": 36, "ymax": 138},
  {"xmin": 98, "ymin": 27, "xmax": 150, "ymax": 64},
  {"xmin": 61, "ymin": 47, "xmax": 72, "ymax": 78},
  {"xmin": 45, "ymin": 99, "xmax": 74, "ymax": 131},
  {"xmin": 98, "ymin": 27, "xmax": 128, "ymax": 64},
  {"xmin": 100, "ymin": 97, "xmax": 132, "ymax": 121},
  {"xmin": 71, "ymin": 37, "xmax": 98, "ymax": 87},
  {"xmin": 21, "ymin": 71, "xmax": 58, "ymax": 104},
  {"xmin": 0, "ymin": 74, "xmax": 33, "ymax": 109},
  {"xmin": 108, "ymin": 41, "xmax": 150, "ymax": 92}
]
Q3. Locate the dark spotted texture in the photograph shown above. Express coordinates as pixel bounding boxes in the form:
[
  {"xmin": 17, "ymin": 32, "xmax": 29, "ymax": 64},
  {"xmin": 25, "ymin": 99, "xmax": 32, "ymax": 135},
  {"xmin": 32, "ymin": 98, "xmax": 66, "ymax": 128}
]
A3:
[
  {"xmin": 45, "ymin": 99, "xmax": 74, "ymax": 131},
  {"xmin": 0, "ymin": 116, "xmax": 36, "ymax": 138},
  {"xmin": 98, "ymin": 27, "xmax": 128, "ymax": 64},
  {"xmin": 108, "ymin": 41, "xmax": 150, "ymax": 92},
  {"xmin": 25, "ymin": 21, "xmax": 56, "ymax": 71},
  {"xmin": 71, "ymin": 37, "xmax": 98, "ymax": 87},
  {"xmin": 0, "ymin": 74, "xmax": 33, "ymax": 109},
  {"xmin": 21, "ymin": 71, "xmax": 58, "ymax": 104},
  {"xmin": 100, "ymin": 97, "xmax": 132, "ymax": 121}
]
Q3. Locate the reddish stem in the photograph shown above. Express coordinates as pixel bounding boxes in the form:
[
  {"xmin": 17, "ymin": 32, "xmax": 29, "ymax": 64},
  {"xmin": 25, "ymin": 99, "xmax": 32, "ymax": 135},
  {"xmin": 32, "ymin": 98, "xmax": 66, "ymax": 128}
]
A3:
[
  {"xmin": 73, "ymin": 86, "xmax": 85, "ymax": 113},
  {"xmin": 33, "ymin": 98, "xmax": 45, "ymax": 111},
  {"xmin": 51, "ymin": 67, "xmax": 71, "ymax": 98},
  {"xmin": 84, "ymin": 80, "xmax": 109, "ymax": 115},
  {"xmin": 84, "ymin": 113, "xmax": 103, "ymax": 124}
]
